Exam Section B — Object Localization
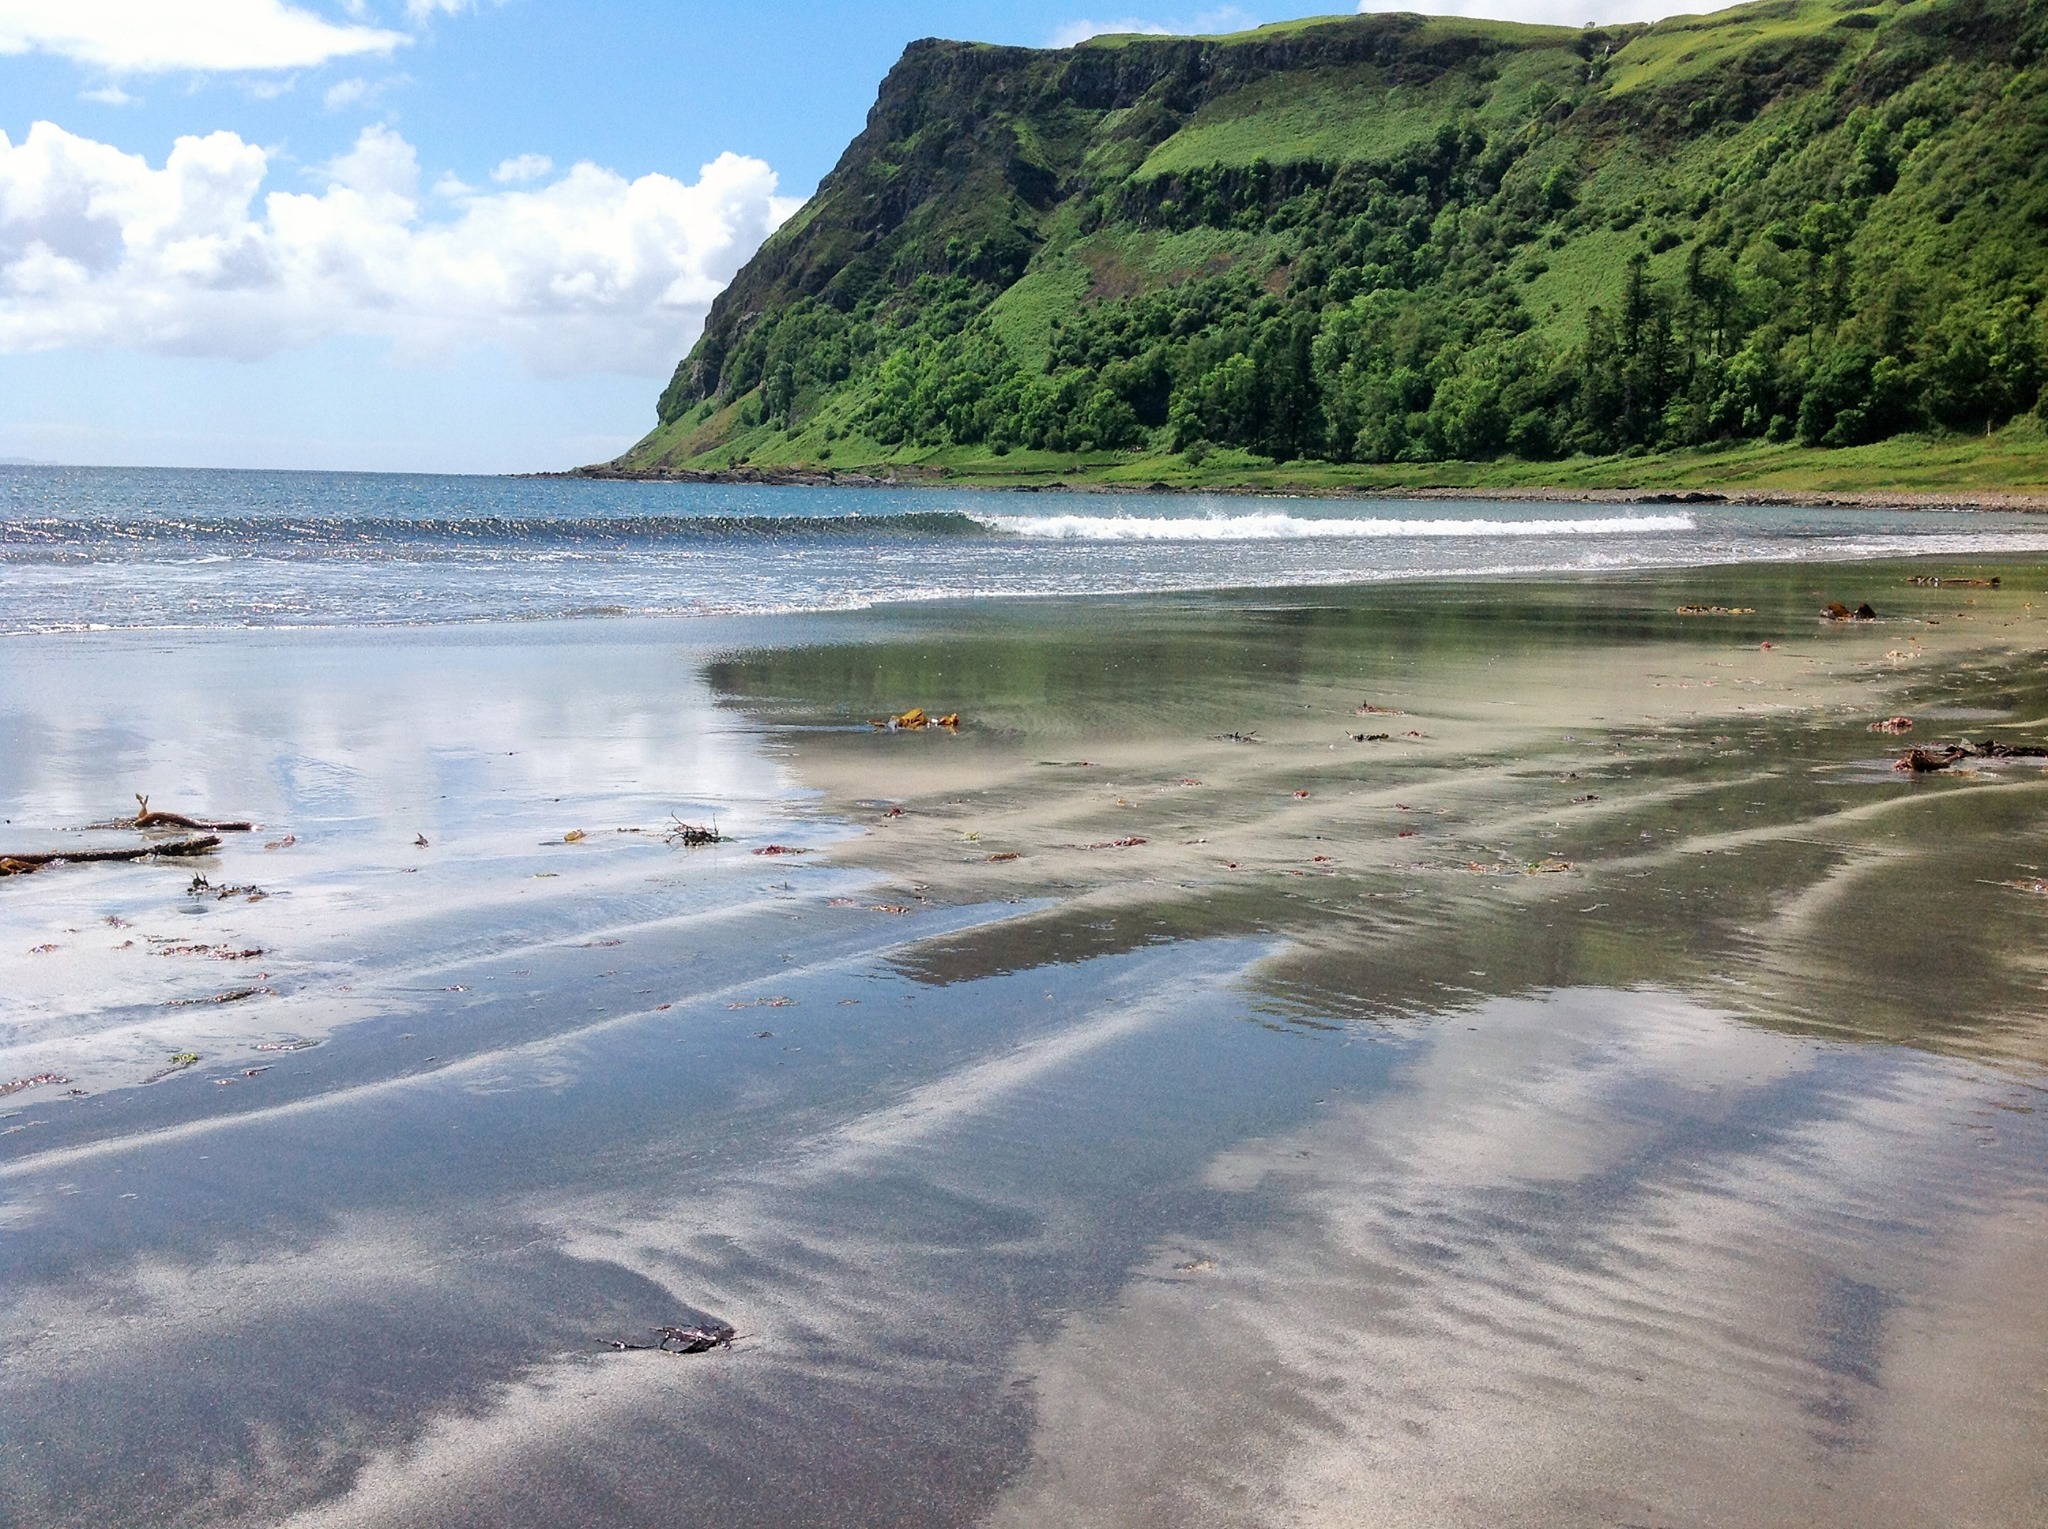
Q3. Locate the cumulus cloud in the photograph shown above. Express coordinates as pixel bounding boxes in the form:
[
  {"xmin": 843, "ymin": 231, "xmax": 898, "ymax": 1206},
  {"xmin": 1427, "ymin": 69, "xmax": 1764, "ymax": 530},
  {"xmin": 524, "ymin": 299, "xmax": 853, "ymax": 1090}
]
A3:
[
  {"xmin": 0, "ymin": 121, "xmax": 799, "ymax": 376},
  {"xmin": 1049, "ymin": 7, "xmax": 1256, "ymax": 47},
  {"xmin": 323, "ymin": 77, "xmax": 370, "ymax": 109},
  {"xmin": 491, "ymin": 153, "xmax": 553, "ymax": 185},
  {"xmin": 0, "ymin": 0, "xmax": 404, "ymax": 74}
]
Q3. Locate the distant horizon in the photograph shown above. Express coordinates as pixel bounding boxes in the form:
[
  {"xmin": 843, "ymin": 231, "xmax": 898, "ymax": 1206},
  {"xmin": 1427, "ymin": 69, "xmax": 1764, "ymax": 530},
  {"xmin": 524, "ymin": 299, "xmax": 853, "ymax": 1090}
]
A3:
[{"xmin": 0, "ymin": 456, "xmax": 536, "ymax": 478}]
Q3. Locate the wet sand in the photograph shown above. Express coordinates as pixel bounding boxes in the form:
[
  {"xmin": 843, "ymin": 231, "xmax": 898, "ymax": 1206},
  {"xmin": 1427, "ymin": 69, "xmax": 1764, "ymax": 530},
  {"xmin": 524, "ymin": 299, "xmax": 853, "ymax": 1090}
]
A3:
[{"xmin": 3, "ymin": 562, "xmax": 2046, "ymax": 1527}]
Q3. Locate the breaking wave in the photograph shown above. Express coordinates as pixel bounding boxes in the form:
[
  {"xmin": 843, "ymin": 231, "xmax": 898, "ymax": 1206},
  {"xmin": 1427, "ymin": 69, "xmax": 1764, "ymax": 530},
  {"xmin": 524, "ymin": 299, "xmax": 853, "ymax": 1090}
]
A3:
[{"xmin": 973, "ymin": 512, "xmax": 1698, "ymax": 541}]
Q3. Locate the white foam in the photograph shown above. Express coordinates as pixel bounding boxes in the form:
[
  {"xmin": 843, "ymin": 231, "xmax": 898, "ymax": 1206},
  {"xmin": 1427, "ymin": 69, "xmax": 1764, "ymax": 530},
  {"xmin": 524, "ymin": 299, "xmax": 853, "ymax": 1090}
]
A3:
[{"xmin": 973, "ymin": 511, "xmax": 1697, "ymax": 541}]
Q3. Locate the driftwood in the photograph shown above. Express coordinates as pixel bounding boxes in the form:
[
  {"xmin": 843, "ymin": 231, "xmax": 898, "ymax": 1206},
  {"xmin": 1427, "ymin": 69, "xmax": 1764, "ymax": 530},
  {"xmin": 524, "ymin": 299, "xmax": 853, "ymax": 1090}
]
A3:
[
  {"xmin": 1969, "ymin": 739, "xmax": 2048, "ymax": 758},
  {"xmin": 131, "ymin": 795, "xmax": 254, "ymax": 832},
  {"xmin": 666, "ymin": 817, "xmax": 725, "ymax": 846},
  {"xmin": 608, "ymin": 1320, "xmax": 737, "ymax": 1355},
  {"xmin": 1896, "ymin": 738, "xmax": 2048, "ymax": 773},
  {"xmin": 0, "ymin": 1072, "xmax": 71, "ymax": 1098},
  {"xmin": 1908, "ymin": 575, "xmax": 2000, "ymax": 588},
  {"xmin": 1899, "ymin": 748, "xmax": 1960, "ymax": 774},
  {"xmin": 163, "ymin": 987, "xmax": 269, "ymax": 1008},
  {"xmin": 1, "ymin": 835, "xmax": 222, "ymax": 875}
]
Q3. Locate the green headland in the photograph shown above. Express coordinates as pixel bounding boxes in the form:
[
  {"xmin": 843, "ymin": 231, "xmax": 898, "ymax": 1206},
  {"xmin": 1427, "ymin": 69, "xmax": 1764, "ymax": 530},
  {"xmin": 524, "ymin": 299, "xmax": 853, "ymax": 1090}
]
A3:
[{"xmin": 600, "ymin": 0, "xmax": 2048, "ymax": 498}]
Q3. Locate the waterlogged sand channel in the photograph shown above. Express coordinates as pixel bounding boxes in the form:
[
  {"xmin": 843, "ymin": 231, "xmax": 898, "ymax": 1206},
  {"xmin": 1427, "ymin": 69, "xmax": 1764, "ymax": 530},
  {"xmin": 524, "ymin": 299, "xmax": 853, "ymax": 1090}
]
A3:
[{"xmin": 2, "ymin": 563, "xmax": 2047, "ymax": 1527}]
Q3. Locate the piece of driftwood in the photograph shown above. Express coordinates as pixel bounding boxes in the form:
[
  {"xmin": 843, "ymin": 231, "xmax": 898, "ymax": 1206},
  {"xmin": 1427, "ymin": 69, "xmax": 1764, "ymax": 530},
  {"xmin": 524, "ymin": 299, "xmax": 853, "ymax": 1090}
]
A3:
[
  {"xmin": 1968, "ymin": 738, "xmax": 2048, "ymax": 758},
  {"xmin": 608, "ymin": 1320, "xmax": 737, "ymax": 1354},
  {"xmin": 1899, "ymin": 747, "xmax": 1962, "ymax": 773},
  {"xmin": 0, "ymin": 1072, "xmax": 71, "ymax": 1098},
  {"xmin": 132, "ymin": 795, "xmax": 254, "ymax": 832},
  {"xmin": 666, "ymin": 816, "xmax": 725, "ymax": 846},
  {"xmin": 1895, "ymin": 737, "xmax": 2048, "ymax": 773},
  {"xmin": 163, "ymin": 987, "xmax": 269, "ymax": 1008},
  {"xmin": 0, "ymin": 835, "xmax": 222, "ymax": 875}
]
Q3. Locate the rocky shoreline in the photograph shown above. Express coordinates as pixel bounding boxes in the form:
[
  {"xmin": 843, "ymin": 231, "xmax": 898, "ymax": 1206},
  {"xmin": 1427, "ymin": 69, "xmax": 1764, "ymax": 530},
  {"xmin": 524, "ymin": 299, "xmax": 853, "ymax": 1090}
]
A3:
[{"xmin": 537, "ymin": 462, "xmax": 2048, "ymax": 513}]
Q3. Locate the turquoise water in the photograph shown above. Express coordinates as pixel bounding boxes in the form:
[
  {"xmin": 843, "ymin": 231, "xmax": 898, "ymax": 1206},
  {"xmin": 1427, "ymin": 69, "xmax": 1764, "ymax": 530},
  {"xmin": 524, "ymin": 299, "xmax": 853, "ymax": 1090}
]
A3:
[{"xmin": 5, "ymin": 465, "xmax": 2046, "ymax": 631}]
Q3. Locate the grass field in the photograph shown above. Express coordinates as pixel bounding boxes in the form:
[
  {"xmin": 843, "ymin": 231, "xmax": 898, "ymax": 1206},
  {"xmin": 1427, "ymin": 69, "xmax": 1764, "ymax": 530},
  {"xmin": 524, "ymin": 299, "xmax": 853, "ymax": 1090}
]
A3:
[{"xmin": 629, "ymin": 418, "xmax": 2048, "ymax": 502}]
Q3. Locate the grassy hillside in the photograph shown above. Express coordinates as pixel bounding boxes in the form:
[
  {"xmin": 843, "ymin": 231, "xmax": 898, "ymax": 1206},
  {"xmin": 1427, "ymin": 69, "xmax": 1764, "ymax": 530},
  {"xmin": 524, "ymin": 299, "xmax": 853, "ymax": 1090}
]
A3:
[{"xmin": 608, "ymin": 0, "xmax": 2048, "ymax": 495}]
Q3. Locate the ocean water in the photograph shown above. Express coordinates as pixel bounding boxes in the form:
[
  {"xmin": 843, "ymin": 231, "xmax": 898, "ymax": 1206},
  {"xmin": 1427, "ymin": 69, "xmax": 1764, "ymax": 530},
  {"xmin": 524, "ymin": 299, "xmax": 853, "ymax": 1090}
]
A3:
[
  {"xmin": 5, "ymin": 464, "xmax": 2048, "ymax": 632},
  {"xmin": 7, "ymin": 469, "xmax": 2048, "ymax": 1527}
]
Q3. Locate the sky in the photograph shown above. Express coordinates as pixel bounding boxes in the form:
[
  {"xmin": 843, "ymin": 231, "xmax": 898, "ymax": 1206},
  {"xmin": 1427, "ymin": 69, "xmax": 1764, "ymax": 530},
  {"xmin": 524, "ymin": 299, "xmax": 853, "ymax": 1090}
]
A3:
[{"xmin": 0, "ymin": 0, "xmax": 1713, "ymax": 473}]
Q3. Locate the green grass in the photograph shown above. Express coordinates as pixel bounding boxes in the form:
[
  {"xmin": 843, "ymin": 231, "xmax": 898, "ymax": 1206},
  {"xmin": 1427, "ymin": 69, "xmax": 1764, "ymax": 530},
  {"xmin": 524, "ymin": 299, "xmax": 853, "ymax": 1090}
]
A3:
[
  {"xmin": 1520, "ymin": 225, "xmax": 1645, "ymax": 340},
  {"xmin": 1075, "ymin": 12, "xmax": 1583, "ymax": 49},
  {"xmin": 625, "ymin": 419, "xmax": 2048, "ymax": 500},
  {"xmin": 639, "ymin": 409, "xmax": 2048, "ymax": 497},
  {"xmin": 984, "ymin": 263, "xmax": 1092, "ymax": 370},
  {"xmin": 1602, "ymin": 0, "xmax": 1871, "ymax": 96},
  {"xmin": 1055, "ymin": 225, "xmax": 1275, "ymax": 302},
  {"xmin": 1140, "ymin": 66, "xmax": 1464, "ymax": 177},
  {"xmin": 1139, "ymin": 45, "xmax": 1587, "ymax": 176},
  {"xmin": 1074, "ymin": 11, "xmax": 1358, "ymax": 47}
]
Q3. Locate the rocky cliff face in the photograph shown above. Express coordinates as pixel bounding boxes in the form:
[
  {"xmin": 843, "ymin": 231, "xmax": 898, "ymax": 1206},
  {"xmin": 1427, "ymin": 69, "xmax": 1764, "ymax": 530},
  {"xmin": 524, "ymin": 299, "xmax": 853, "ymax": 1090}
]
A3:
[
  {"xmin": 630, "ymin": 0, "xmax": 2048, "ymax": 477},
  {"xmin": 659, "ymin": 12, "xmax": 1614, "ymax": 423}
]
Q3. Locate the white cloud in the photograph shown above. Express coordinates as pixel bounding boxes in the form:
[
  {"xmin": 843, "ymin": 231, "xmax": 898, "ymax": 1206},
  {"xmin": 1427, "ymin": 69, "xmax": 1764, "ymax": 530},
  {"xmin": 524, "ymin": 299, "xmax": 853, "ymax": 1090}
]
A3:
[
  {"xmin": 0, "ymin": 121, "xmax": 800, "ymax": 376},
  {"xmin": 323, "ymin": 73, "xmax": 407, "ymax": 111},
  {"xmin": 491, "ymin": 153, "xmax": 553, "ymax": 185},
  {"xmin": 1050, "ymin": 7, "xmax": 1256, "ymax": 47},
  {"xmin": 0, "ymin": 0, "xmax": 404, "ymax": 75},
  {"xmin": 323, "ymin": 76, "xmax": 369, "ymax": 109},
  {"xmin": 79, "ymin": 84, "xmax": 138, "ymax": 106}
]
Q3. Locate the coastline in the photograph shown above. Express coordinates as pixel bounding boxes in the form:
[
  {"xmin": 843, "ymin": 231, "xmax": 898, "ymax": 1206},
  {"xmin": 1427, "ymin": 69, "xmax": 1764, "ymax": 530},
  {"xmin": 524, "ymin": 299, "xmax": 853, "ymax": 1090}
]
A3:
[{"xmin": 555, "ymin": 461, "xmax": 2048, "ymax": 513}]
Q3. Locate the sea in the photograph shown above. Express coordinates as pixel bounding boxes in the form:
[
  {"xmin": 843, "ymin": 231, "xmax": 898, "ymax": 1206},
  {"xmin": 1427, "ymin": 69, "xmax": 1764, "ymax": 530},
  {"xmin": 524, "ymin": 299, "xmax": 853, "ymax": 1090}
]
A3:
[
  {"xmin": 9, "ymin": 463, "xmax": 2048, "ymax": 1527},
  {"xmin": 5, "ymin": 464, "xmax": 2048, "ymax": 632}
]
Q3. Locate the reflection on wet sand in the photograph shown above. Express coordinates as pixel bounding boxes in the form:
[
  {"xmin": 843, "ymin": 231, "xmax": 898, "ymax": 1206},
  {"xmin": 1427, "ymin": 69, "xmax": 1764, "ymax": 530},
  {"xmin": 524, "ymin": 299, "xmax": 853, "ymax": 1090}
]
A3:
[
  {"xmin": 2, "ymin": 563, "xmax": 2046, "ymax": 1527},
  {"xmin": 722, "ymin": 564, "xmax": 2048, "ymax": 1526},
  {"xmin": 989, "ymin": 990, "xmax": 2048, "ymax": 1529}
]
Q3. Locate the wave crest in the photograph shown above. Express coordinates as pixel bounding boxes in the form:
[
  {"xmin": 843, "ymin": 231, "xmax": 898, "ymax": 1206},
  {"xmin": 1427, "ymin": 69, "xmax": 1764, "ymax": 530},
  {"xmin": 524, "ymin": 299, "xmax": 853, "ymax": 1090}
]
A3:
[{"xmin": 975, "ymin": 511, "xmax": 1697, "ymax": 541}]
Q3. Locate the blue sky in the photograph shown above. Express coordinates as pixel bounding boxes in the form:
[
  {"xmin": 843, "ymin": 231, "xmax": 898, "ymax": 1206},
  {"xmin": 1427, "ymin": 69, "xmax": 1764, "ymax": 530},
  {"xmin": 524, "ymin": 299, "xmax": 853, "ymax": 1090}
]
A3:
[{"xmin": 0, "ymin": 1, "xmax": 1701, "ymax": 472}]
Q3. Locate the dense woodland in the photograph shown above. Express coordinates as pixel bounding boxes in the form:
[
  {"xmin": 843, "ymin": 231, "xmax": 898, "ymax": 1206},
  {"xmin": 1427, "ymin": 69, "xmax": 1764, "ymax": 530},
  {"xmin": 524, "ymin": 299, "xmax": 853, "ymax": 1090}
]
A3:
[{"xmin": 628, "ymin": 0, "xmax": 2048, "ymax": 474}]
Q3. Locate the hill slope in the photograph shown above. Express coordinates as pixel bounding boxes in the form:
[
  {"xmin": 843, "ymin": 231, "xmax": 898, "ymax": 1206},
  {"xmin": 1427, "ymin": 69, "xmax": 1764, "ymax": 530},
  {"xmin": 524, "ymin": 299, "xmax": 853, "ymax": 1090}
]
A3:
[{"xmin": 607, "ymin": 0, "xmax": 2048, "ymax": 491}]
